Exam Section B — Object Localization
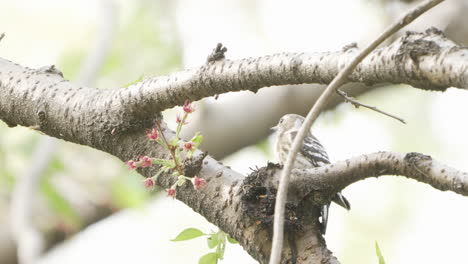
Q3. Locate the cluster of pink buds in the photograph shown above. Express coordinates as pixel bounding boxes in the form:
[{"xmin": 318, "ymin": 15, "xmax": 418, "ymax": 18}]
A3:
[
  {"xmin": 126, "ymin": 155, "xmax": 154, "ymax": 170},
  {"xmin": 126, "ymin": 160, "xmax": 138, "ymax": 170},
  {"xmin": 125, "ymin": 99, "xmax": 207, "ymax": 198}
]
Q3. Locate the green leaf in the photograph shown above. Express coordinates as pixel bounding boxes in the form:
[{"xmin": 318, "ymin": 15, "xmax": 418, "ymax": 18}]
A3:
[
  {"xmin": 226, "ymin": 234, "xmax": 238, "ymax": 244},
  {"xmin": 191, "ymin": 132, "xmax": 203, "ymax": 146},
  {"xmin": 375, "ymin": 241, "xmax": 386, "ymax": 264},
  {"xmin": 207, "ymin": 234, "xmax": 219, "ymax": 249},
  {"xmin": 198, "ymin": 252, "xmax": 218, "ymax": 264},
  {"xmin": 171, "ymin": 228, "xmax": 206, "ymax": 241}
]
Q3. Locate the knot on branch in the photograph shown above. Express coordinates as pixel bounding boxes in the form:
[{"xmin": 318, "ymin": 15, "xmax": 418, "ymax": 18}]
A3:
[
  {"xmin": 404, "ymin": 152, "xmax": 432, "ymax": 165},
  {"xmin": 240, "ymin": 163, "xmax": 304, "ymax": 233},
  {"xmin": 342, "ymin": 42, "xmax": 358, "ymax": 52},
  {"xmin": 183, "ymin": 151, "xmax": 208, "ymax": 177},
  {"xmin": 37, "ymin": 65, "xmax": 64, "ymax": 78},
  {"xmin": 399, "ymin": 29, "xmax": 443, "ymax": 61},
  {"xmin": 395, "ymin": 27, "xmax": 451, "ymax": 91},
  {"xmin": 206, "ymin": 43, "xmax": 228, "ymax": 63}
]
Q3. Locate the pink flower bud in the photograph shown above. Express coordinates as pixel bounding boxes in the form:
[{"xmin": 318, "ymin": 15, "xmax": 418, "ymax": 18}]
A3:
[
  {"xmin": 166, "ymin": 188, "xmax": 177, "ymax": 198},
  {"xmin": 191, "ymin": 176, "xmax": 206, "ymax": 190},
  {"xmin": 139, "ymin": 156, "xmax": 153, "ymax": 167},
  {"xmin": 143, "ymin": 178, "xmax": 155, "ymax": 189},
  {"xmin": 182, "ymin": 100, "xmax": 194, "ymax": 113},
  {"xmin": 176, "ymin": 115, "xmax": 188, "ymax": 125},
  {"xmin": 184, "ymin": 141, "xmax": 194, "ymax": 151},
  {"xmin": 126, "ymin": 160, "xmax": 137, "ymax": 170},
  {"xmin": 146, "ymin": 128, "xmax": 158, "ymax": 140}
]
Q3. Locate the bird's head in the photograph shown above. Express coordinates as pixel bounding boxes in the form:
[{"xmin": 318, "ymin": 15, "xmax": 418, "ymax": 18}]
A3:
[{"xmin": 272, "ymin": 114, "xmax": 305, "ymax": 134}]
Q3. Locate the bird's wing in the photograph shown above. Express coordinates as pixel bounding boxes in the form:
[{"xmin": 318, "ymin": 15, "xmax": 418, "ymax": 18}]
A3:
[{"xmin": 288, "ymin": 130, "xmax": 330, "ymax": 167}]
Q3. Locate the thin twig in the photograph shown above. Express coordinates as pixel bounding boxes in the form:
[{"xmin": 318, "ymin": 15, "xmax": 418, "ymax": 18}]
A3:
[
  {"xmin": 337, "ymin": 89, "xmax": 406, "ymax": 124},
  {"xmin": 269, "ymin": 0, "xmax": 445, "ymax": 263}
]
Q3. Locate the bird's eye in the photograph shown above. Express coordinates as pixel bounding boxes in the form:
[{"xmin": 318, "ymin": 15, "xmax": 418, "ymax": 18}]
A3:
[{"xmin": 279, "ymin": 118, "xmax": 284, "ymax": 124}]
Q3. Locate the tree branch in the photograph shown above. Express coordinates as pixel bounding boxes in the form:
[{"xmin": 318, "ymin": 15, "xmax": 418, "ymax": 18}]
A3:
[
  {"xmin": 288, "ymin": 151, "xmax": 468, "ymax": 198},
  {"xmin": 0, "ymin": 28, "xmax": 465, "ymax": 138},
  {"xmin": 336, "ymin": 89, "xmax": 406, "ymax": 123},
  {"xmin": 128, "ymin": 27, "xmax": 466, "ymax": 115}
]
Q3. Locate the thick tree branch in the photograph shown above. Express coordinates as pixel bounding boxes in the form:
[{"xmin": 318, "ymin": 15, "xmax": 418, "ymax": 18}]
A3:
[
  {"xmin": 287, "ymin": 151, "xmax": 468, "ymax": 199},
  {"xmin": 128, "ymin": 28, "xmax": 466, "ymax": 115},
  {"xmin": 0, "ymin": 29, "xmax": 466, "ymax": 139}
]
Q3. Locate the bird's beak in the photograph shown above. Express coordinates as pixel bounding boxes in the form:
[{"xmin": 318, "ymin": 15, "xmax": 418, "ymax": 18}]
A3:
[{"xmin": 270, "ymin": 125, "xmax": 278, "ymax": 132}]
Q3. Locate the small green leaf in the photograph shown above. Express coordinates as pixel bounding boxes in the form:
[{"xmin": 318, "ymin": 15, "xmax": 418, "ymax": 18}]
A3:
[
  {"xmin": 191, "ymin": 132, "xmax": 203, "ymax": 146},
  {"xmin": 375, "ymin": 241, "xmax": 386, "ymax": 264},
  {"xmin": 171, "ymin": 228, "xmax": 206, "ymax": 241},
  {"xmin": 226, "ymin": 235, "xmax": 238, "ymax": 244},
  {"xmin": 207, "ymin": 234, "xmax": 219, "ymax": 249},
  {"xmin": 198, "ymin": 252, "xmax": 218, "ymax": 264}
]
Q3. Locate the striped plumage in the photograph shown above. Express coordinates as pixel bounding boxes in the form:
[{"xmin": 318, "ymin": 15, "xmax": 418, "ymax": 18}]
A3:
[{"xmin": 274, "ymin": 114, "xmax": 350, "ymax": 234}]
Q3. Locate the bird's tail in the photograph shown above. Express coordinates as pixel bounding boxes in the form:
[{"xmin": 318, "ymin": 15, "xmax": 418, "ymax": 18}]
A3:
[
  {"xmin": 332, "ymin": 192, "xmax": 351, "ymax": 210},
  {"xmin": 320, "ymin": 192, "xmax": 350, "ymax": 234},
  {"xmin": 320, "ymin": 204, "xmax": 330, "ymax": 234}
]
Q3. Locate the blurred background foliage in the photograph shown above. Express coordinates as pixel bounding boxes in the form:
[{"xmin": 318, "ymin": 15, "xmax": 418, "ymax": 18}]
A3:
[
  {"xmin": 0, "ymin": 0, "xmax": 182, "ymax": 250},
  {"xmin": 0, "ymin": 0, "xmax": 468, "ymax": 264}
]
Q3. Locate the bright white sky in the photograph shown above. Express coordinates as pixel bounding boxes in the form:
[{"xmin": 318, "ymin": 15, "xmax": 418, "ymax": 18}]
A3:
[{"xmin": 2, "ymin": 0, "xmax": 468, "ymax": 263}]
